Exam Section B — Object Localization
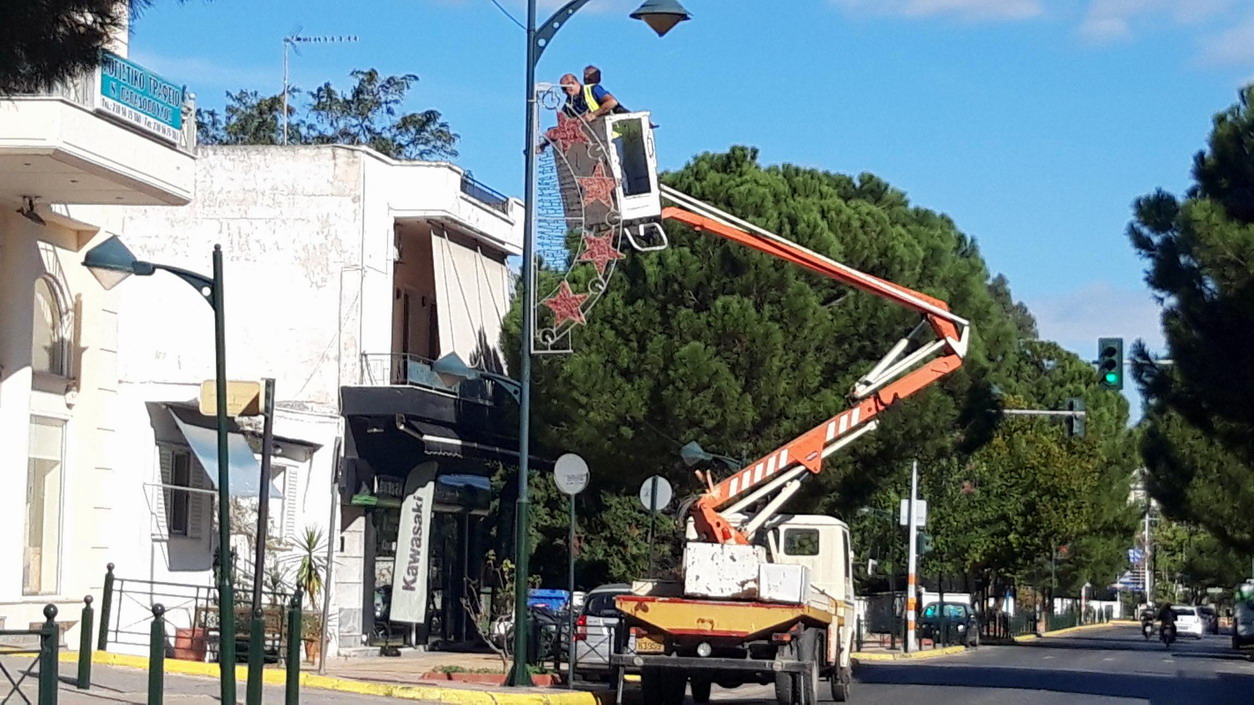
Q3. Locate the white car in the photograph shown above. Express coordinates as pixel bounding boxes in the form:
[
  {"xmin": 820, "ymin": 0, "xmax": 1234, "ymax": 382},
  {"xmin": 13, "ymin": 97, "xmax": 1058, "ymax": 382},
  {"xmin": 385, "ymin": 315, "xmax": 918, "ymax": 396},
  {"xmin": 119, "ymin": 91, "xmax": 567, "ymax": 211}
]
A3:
[{"xmin": 1172, "ymin": 606, "xmax": 1204, "ymax": 638}]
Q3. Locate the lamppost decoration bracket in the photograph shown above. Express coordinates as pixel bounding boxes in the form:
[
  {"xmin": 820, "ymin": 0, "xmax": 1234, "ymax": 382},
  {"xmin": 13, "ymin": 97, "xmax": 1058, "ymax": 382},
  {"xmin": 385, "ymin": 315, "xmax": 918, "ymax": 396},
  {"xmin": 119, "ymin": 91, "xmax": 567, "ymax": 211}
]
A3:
[{"xmin": 533, "ymin": 0, "xmax": 596, "ymax": 60}]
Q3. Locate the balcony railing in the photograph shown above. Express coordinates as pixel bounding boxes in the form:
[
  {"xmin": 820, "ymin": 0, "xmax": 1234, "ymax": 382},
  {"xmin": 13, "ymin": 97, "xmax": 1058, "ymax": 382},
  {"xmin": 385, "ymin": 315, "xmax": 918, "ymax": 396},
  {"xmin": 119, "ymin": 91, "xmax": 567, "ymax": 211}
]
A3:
[
  {"xmin": 358, "ymin": 353, "xmax": 500, "ymax": 405},
  {"xmin": 459, "ymin": 174, "xmax": 511, "ymax": 215},
  {"xmin": 26, "ymin": 53, "xmax": 198, "ymax": 154}
]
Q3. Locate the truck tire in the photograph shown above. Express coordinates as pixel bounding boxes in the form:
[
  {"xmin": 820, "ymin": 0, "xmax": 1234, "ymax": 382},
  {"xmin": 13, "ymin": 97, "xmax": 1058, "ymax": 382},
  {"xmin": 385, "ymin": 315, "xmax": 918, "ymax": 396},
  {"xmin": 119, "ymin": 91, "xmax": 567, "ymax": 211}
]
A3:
[
  {"xmin": 797, "ymin": 628, "xmax": 821, "ymax": 705},
  {"xmin": 642, "ymin": 669, "xmax": 664, "ymax": 703},
  {"xmin": 691, "ymin": 678, "xmax": 712, "ymax": 704},
  {"xmin": 663, "ymin": 673, "xmax": 687, "ymax": 705},
  {"xmin": 774, "ymin": 641, "xmax": 796, "ymax": 705}
]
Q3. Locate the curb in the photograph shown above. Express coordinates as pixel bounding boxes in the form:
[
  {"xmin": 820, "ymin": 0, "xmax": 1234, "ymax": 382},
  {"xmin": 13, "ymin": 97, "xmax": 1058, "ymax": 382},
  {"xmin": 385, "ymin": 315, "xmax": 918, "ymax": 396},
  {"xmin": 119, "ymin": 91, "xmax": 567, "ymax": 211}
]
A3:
[
  {"xmin": 851, "ymin": 644, "xmax": 966, "ymax": 663},
  {"xmin": 64, "ymin": 651, "xmax": 604, "ymax": 705},
  {"xmin": 1012, "ymin": 622, "xmax": 1123, "ymax": 642}
]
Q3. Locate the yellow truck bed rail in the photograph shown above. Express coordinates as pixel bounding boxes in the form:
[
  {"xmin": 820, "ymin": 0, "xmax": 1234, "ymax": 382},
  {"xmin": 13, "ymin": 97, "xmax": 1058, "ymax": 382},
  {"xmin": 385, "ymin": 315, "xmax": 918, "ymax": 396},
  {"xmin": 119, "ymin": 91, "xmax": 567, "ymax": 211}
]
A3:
[{"xmin": 617, "ymin": 595, "xmax": 834, "ymax": 640}]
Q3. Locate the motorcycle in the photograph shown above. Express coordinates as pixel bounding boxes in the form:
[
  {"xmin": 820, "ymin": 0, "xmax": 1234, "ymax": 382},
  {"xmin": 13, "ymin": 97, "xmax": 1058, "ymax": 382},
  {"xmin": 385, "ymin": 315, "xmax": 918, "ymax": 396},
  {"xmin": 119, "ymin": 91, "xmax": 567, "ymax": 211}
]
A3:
[
  {"xmin": 1141, "ymin": 620, "xmax": 1155, "ymax": 640},
  {"xmin": 1160, "ymin": 622, "xmax": 1177, "ymax": 648}
]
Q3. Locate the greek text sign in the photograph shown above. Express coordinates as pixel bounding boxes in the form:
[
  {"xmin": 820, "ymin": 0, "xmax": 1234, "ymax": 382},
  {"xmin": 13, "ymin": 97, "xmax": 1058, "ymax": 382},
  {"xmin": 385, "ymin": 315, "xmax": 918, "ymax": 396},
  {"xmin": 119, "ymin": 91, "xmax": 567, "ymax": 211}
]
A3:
[{"xmin": 98, "ymin": 52, "xmax": 185, "ymax": 142}]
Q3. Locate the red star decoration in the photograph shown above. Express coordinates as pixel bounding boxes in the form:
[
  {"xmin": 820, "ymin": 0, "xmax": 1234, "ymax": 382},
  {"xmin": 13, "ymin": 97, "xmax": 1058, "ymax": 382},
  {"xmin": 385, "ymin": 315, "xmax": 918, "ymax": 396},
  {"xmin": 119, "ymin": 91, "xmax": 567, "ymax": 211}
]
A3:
[
  {"xmin": 576, "ymin": 231, "xmax": 625, "ymax": 276},
  {"xmin": 578, "ymin": 162, "xmax": 617, "ymax": 208},
  {"xmin": 544, "ymin": 112, "xmax": 588, "ymax": 153},
  {"xmin": 542, "ymin": 281, "xmax": 589, "ymax": 326}
]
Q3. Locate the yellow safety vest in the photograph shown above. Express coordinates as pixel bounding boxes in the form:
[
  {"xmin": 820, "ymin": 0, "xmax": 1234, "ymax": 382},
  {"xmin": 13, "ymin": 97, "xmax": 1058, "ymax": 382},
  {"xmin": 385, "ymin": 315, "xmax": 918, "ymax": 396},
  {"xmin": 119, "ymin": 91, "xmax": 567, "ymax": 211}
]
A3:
[{"xmin": 583, "ymin": 84, "xmax": 602, "ymax": 113}]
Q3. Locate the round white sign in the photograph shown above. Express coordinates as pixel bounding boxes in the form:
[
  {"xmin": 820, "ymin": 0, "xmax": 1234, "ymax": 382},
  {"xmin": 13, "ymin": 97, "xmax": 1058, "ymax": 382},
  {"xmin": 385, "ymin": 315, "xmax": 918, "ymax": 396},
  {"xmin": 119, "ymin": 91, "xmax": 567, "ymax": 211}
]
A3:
[
  {"xmin": 639, "ymin": 475, "xmax": 673, "ymax": 512},
  {"xmin": 553, "ymin": 453, "xmax": 590, "ymax": 495}
]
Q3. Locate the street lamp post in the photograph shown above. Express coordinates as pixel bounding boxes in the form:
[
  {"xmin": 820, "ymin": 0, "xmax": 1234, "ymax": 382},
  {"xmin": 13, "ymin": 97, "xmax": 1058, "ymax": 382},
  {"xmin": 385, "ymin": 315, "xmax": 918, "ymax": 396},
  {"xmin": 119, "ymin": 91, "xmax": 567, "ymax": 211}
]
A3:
[
  {"xmin": 83, "ymin": 236, "xmax": 238, "ymax": 705},
  {"xmin": 511, "ymin": 0, "xmax": 689, "ymax": 686}
]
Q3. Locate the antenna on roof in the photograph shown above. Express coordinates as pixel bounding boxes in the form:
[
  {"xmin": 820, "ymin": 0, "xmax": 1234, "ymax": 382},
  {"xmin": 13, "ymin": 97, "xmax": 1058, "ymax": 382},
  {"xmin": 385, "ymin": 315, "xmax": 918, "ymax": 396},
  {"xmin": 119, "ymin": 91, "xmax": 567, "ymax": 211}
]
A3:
[{"xmin": 282, "ymin": 28, "xmax": 359, "ymax": 145}]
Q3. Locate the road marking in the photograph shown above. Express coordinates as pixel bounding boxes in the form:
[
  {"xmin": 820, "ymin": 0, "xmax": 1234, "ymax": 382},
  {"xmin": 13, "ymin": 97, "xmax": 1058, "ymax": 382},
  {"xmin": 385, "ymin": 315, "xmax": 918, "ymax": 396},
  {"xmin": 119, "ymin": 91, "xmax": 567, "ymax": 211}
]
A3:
[
  {"xmin": 1102, "ymin": 657, "xmax": 1114, "ymax": 662},
  {"xmin": 1042, "ymin": 655, "xmax": 1055, "ymax": 660}
]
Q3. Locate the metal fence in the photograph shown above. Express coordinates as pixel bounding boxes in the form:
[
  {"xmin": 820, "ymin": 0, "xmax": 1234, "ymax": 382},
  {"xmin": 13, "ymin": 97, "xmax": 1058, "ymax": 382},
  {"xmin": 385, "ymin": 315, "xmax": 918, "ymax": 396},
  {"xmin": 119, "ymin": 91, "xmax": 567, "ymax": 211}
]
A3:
[
  {"xmin": 100, "ymin": 564, "xmax": 295, "ymax": 664},
  {"xmin": 459, "ymin": 175, "xmax": 511, "ymax": 215},
  {"xmin": 0, "ymin": 605, "xmax": 60, "ymax": 705}
]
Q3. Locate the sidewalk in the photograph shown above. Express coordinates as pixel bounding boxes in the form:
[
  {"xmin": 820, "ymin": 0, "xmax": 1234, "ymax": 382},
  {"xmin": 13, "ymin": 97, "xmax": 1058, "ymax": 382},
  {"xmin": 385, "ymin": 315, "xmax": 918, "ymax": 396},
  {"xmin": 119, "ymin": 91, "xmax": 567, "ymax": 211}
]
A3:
[
  {"xmin": 52, "ymin": 659, "xmax": 429, "ymax": 705},
  {"xmin": 48, "ymin": 650, "xmax": 606, "ymax": 705}
]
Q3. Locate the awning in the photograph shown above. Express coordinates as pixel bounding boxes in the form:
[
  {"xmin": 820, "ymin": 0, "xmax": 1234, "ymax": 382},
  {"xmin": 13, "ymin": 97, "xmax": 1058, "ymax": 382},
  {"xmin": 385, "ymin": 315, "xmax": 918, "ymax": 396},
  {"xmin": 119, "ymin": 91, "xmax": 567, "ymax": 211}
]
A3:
[
  {"xmin": 402, "ymin": 419, "xmax": 518, "ymax": 461},
  {"xmin": 170, "ymin": 412, "xmax": 282, "ymax": 499}
]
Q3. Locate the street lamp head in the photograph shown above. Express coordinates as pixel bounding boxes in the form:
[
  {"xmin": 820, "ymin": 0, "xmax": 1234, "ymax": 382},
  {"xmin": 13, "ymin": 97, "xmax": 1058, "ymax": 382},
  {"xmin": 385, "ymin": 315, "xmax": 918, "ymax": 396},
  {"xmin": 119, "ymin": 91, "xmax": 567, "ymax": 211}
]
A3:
[
  {"xmin": 432, "ymin": 352, "xmax": 481, "ymax": 388},
  {"xmin": 679, "ymin": 440, "xmax": 711, "ymax": 467},
  {"xmin": 630, "ymin": 0, "xmax": 692, "ymax": 37},
  {"xmin": 81, "ymin": 235, "xmax": 156, "ymax": 289}
]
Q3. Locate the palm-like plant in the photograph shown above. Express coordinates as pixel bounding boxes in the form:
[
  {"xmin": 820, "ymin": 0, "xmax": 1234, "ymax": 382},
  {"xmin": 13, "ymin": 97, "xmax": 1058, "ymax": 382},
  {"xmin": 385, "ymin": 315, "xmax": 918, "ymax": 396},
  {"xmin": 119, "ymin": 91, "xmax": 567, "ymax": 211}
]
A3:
[{"xmin": 293, "ymin": 526, "xmax": 327, "ymax": 604}]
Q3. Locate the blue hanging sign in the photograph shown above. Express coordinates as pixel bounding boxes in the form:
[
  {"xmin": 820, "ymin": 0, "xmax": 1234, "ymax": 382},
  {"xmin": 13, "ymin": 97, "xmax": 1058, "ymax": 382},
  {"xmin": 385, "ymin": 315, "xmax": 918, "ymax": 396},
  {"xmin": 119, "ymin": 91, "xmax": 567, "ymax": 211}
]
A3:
[{"xmin": 97, "ymin": 52, "xmax": 186, "ymax": 142}]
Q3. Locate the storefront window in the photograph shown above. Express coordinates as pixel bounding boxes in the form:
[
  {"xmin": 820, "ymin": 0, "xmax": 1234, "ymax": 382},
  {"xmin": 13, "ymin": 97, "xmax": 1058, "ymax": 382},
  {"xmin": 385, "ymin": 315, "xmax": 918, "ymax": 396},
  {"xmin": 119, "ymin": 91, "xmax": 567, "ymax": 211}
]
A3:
[
  {"xmin": 32, "ymin": 277, "xmax": 70, "ymax": 377},
  {"xmin": 24, "ymin": 417, "xmax": 65, "ymax": 595}
]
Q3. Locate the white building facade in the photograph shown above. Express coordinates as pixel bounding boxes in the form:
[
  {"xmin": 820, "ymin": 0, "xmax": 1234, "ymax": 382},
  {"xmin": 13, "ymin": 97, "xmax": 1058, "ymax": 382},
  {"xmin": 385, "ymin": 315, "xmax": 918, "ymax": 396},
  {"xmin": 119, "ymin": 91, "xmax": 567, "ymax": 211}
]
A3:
[
  {"xmin": 0, "ymin": 41, "xmax": 197, "ymax": 643},
  {"xmin": 107, "ymin": 145, "xmax": 522, "ymax": 657}
]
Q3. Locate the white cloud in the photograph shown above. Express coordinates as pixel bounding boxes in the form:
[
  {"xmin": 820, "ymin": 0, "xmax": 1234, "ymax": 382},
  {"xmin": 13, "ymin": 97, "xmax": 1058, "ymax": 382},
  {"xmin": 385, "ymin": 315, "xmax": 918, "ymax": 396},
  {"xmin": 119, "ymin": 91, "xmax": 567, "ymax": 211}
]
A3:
[
  {"xmin": 1026, "ymin": 281, "xmax": 1166, "ymax": 354},
  {"xmin": 829, "ymin": 0, "xmax": 1043, "ymax": 22},
  {"xmin": 1199, "ymin": 12, "xmax": 1254, "ymax": 66}
]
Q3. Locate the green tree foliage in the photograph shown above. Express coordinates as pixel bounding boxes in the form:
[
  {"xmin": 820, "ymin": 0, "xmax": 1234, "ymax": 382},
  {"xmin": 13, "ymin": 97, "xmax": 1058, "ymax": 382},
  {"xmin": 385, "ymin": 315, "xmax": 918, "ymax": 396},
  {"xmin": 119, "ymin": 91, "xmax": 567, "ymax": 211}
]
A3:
[
  {"xmin": 197, "ymin": 69, "xmax": 458, "ymax": 160},
  {"xmin": 1, "ymin": 1, "xmax": 182, "ymax": 95},
  {"xmin": 502, "ymin": 147, "xmax": 1136, "ymax": 588},
  {"xmin": 1129, "ymin": 86, "xmax": 1254, "ymax": 554}
]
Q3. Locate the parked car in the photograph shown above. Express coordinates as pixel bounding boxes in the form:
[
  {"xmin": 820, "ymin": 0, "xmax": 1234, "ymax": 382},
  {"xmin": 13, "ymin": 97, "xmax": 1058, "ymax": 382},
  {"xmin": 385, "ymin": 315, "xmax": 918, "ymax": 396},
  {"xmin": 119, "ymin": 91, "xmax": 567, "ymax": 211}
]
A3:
[
  {"xmin": 1172, "ymin": 606, "xmax": 1205, "ymax": 639},
  {"xmin": 1198, "ymin": 605, "xmax": 1220, "ymax": 635},
  {"xmin": 918, "ymin": 601, "xmax": 979, "ymax": 647},
  {"xmin": 573, "ymin": 584, "xmax": 636, "ymax": 682}
]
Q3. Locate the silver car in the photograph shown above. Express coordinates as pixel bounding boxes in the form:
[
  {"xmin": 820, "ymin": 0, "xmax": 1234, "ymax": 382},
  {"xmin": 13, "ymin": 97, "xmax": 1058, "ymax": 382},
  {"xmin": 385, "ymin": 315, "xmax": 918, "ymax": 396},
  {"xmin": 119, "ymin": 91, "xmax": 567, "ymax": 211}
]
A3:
[{"xmin": 574, "ymin": 584, "xmax": 636, "ymax": 681}]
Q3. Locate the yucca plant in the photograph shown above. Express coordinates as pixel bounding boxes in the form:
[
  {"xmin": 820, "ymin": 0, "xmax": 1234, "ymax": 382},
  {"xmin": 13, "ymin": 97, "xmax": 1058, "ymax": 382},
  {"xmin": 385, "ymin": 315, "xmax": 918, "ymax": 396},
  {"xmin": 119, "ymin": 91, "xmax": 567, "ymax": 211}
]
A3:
[{"xmin": 293, "ymin": 526, "xmax": 327, "ymax": 604}]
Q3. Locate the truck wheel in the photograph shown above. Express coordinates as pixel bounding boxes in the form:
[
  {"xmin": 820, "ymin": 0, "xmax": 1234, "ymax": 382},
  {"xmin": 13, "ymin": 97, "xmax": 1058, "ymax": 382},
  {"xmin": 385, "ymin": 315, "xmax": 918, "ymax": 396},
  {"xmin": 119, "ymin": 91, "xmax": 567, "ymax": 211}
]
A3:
[
  {"xmin": 642, "ymin": 669, "xmax": 664, "ymax": 703},
  {"xmin": 797, "ymin": 629, "xmax": 821, "ymax": 705},
  {"xmin": 774, "ymin": 641, "xmax": 796, "ymax": 705},
  {"xmin": 691, "ymin": 678, "xmax": 712, "ymax": 704},
  {"xmin": 662, "ymin": 673, "xmax": 687, "ymax": 705},
  {"xmin": 831, "ymin": 680, "xmax": 850, "ymax": 703}
]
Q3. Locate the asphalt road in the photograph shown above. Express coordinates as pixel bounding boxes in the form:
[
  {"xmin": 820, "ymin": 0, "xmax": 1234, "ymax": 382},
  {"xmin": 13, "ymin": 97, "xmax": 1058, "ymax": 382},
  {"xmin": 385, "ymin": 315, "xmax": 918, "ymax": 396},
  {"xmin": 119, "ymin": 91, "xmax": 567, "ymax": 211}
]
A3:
[{"xmin": 707, "ymin": 625, "xmax": 1254, "ymax": 705}]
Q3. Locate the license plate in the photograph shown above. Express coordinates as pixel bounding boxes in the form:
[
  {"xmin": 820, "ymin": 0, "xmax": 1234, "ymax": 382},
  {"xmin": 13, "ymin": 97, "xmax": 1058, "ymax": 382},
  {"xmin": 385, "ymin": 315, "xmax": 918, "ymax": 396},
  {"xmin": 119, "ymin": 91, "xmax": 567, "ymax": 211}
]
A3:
[{"xmin": 635, "ymin": 634, "xmax": 666, "ymax": 653}]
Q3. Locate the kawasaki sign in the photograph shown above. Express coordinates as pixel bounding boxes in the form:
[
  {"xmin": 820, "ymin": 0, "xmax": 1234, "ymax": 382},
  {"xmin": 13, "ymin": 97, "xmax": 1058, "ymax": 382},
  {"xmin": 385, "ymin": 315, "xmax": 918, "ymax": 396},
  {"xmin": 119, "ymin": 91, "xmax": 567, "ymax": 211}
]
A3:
[{"xmin": 97, "ymin": 52, "xmax": 186, "ymax": 142}]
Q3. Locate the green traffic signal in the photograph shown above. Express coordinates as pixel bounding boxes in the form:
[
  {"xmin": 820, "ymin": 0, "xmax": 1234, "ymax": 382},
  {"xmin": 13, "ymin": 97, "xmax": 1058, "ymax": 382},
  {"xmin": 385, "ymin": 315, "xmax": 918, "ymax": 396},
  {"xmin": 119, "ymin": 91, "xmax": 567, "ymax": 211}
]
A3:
[{"xmin": 1097, "ymin": 337, "xmax": 1124, "ymax": 391}]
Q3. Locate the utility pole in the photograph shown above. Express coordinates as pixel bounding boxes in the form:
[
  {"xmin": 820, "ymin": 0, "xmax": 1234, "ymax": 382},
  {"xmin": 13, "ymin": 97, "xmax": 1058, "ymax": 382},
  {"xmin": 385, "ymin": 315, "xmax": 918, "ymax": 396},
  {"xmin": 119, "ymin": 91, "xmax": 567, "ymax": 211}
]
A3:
[
  {"xmin": 1144, "ymin": 504, "xmax": 1154, "ymax": 603},
  {"xmin": 905, "ymin": 460, "xmax": 919, "ymax": 653}
]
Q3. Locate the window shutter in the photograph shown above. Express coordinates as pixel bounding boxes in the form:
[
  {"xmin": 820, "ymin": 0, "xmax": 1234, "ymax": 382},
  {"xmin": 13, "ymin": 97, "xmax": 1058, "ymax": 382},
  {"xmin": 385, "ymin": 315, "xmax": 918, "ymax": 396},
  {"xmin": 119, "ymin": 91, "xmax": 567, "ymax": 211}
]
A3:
[
  {"xmin": 187, "ymin": 458, "xmax": 205, "ymax": 540},
  {"xmin": 282, "ymin": 467, "xmax": 299, "ymax": 542},
  {"xmin": 153, "ymin": 447, "xmax": 172, "ymax": 542}
]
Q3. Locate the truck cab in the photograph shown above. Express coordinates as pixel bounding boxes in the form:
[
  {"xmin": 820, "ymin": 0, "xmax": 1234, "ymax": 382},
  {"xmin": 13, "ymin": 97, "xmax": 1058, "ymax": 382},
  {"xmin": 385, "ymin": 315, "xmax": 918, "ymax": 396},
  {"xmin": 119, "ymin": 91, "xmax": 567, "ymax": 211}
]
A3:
[{"xmin": 764, "ymin": 515, "xmax": 855, "ymax": 609}]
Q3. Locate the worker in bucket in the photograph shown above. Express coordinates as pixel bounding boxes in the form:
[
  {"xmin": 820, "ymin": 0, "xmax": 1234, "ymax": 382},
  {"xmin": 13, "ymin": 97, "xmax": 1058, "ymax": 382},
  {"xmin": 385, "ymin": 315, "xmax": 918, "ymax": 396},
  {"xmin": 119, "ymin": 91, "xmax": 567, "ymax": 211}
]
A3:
[{"xmin": 580, "ymin": 65, "xmax": 627, "ymax": 121}]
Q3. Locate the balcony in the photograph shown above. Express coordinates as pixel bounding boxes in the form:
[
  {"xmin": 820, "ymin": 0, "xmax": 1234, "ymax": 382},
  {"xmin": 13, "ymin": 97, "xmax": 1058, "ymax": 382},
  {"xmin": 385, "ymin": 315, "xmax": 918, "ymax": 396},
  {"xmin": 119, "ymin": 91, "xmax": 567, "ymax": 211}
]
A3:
[
  {"xmin": 358, "ymin": 353, "xmax": 506, "ymax": 407},
  {"xmin": 0, "ymin": 52, "xmax": 196, "ymax": 206}
]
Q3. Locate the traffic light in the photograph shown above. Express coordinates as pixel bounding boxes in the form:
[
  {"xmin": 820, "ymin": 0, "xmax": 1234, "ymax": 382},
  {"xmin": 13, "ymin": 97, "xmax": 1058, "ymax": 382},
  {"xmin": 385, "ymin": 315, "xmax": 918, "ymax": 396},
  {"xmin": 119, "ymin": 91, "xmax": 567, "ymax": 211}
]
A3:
[
  {"xmin": 1097, "ymin": 337, "xmax": 1124, "ymax": 390},
  {"xmin": 1066, "ymin": 397, "xmax": 1086, "ymax": 438}
]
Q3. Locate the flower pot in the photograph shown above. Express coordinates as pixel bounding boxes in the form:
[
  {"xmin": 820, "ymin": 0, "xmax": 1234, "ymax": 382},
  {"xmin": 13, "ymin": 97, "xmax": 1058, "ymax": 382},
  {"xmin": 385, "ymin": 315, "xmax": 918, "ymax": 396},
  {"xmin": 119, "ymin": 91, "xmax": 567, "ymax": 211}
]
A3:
[
  {"xmin": 173, "ymin": 628, "xmax": 207, "ymax": 662},
  {"xmin": 303, "ymin": 638, "xmax": 321, "ymax": 664}
]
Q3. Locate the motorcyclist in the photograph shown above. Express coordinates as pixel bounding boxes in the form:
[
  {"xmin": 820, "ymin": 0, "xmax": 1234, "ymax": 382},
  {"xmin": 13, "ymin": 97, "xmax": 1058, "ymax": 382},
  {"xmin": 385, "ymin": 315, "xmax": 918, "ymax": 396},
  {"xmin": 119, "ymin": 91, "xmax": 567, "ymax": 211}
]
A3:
[{"xmin": 1157, "ymin": 602, "xmax": 1177, "ymax": 642}]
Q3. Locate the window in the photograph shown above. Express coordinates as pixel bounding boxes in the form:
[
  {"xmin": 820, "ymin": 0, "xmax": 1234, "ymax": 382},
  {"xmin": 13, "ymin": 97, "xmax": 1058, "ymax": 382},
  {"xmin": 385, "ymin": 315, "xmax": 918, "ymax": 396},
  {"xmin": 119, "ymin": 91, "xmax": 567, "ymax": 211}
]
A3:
[
  {"xmin": 167, "ymin": 452, "xmax": 192, "ymax": 537},
  {"xmin": 24, "ymin": 417, "xmax": 65, "ymax": 595},
  {"xmin": 32, "ymin": 277, "xmax": 70, "ymax": 376},
  {"xmin": 159, "ymin": 448, "xmax": 203, "ymax": 540},
  {"xmin": 783, "ymin": 528, "xmax": 821, "ymax": 556}
]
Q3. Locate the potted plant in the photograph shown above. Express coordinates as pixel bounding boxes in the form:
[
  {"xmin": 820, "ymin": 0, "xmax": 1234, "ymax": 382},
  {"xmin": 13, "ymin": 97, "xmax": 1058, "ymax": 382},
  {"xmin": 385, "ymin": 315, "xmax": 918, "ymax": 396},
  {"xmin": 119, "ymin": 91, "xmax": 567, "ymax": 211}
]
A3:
[{"xmin": 301, "ymin": 611, "xmax": 323, "ymax": 664}]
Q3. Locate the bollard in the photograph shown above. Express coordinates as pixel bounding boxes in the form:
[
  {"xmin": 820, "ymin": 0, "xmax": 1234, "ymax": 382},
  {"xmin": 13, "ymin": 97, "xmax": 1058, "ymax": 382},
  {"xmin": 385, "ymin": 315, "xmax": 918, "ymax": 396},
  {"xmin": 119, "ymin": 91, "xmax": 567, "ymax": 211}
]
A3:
[
  {"xmin": 285, "ymin": 591, "xmax": 302, "ymax": 705},
  {"xmin": 855, "ymin": 616, "xmax": 864, "ymax": 653},
  {"xmin": 246, "ymin": 607, "xmax": 264, "ymax": 705},
  {"xmin": 39, "ymin": 604, "xmax": 59, "ymax": 705},
  {"xmin": 97, "ymin": 563, "xmax": 114, "ymax": 652},
  {"xmin": 149, "ymin": 604, "xmax": 166, "ymax": 705},
  {"xmin": 77, "ymin": 595, "xmax": 94, "ymax": 689}
]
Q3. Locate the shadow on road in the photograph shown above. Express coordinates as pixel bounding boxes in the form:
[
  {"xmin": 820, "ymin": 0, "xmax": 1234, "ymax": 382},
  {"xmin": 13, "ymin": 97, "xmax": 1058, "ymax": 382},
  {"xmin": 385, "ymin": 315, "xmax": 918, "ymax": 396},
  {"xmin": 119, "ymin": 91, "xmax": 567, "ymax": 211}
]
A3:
[{"xmin": 851, "ymin": 662, "xmax": 1254, "ymax": 705}]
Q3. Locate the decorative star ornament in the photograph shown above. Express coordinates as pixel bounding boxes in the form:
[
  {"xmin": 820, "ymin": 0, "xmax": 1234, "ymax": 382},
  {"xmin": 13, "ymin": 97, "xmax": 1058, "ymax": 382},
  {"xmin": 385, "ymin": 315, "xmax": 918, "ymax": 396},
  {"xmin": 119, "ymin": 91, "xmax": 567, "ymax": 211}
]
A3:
[
  {"xmin": 578, "ymin": 162, "xmax": 617, "ymax": 208},
  {"xmin": 542, "ymin": 281, "xmax": 589, "ymax": 326},
  {"xmin": 545, "ymin": 112, "xmax": 587, "ymax": 153},
  {"xmin": 576, "ymin": 231, "xmax": 625, "ymax": 276}
]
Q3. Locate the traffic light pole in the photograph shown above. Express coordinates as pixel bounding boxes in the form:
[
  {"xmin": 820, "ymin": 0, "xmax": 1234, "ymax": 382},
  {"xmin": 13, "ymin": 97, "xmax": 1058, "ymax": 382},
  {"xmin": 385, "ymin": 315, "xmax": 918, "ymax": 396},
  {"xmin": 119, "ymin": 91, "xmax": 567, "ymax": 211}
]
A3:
[{"xmin": 905, "ymin": 460, "xmax": 919, "ymax": 654}]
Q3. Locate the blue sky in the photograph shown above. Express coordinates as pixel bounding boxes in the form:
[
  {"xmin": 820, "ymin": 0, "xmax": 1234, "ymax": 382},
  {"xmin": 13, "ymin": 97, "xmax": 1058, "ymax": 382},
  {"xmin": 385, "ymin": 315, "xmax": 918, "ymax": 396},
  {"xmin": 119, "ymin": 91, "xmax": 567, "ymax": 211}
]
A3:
[{"xmin": 129, "ymin": 0, "xmax": 1254, "ymax": 418}]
